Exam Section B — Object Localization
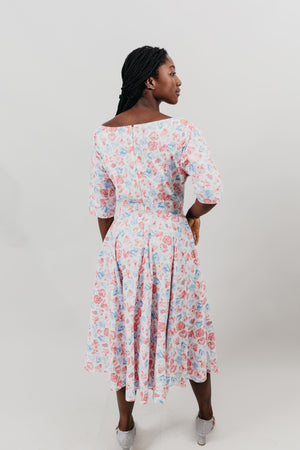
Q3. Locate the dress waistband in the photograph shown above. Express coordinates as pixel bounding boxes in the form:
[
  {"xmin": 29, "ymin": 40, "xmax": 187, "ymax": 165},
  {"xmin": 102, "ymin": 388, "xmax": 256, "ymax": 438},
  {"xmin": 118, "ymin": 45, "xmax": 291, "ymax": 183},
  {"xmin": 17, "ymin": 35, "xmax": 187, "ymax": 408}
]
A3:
[{"xmin": 114, "ymin": 205, "xmax": 186, "ymax": 222}]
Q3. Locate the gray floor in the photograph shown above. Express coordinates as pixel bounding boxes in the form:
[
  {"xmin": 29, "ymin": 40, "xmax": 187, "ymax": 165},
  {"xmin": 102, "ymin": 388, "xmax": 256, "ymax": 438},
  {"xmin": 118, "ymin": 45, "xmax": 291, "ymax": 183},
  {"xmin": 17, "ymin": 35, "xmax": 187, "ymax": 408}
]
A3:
[{"xmin": 2, "ymin": 326, "xmax": 298, "ymax": 449}]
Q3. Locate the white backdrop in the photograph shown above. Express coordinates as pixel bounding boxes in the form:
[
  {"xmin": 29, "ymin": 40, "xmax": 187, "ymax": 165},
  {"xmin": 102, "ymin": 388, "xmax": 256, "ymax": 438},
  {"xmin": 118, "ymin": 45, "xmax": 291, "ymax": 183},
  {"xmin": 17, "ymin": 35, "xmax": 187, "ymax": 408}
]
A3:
[{"xmin": 1, "ymin": 0, "xmax": 299, "ymax": 449}]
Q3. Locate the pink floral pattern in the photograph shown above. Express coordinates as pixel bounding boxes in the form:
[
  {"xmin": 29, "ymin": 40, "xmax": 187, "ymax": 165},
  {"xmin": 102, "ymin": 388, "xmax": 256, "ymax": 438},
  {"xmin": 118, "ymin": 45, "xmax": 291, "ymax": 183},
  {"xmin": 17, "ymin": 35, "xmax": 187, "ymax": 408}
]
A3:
[{"xmin": 83, "ymin": 117, "xmax": 223, "ymax": 404}]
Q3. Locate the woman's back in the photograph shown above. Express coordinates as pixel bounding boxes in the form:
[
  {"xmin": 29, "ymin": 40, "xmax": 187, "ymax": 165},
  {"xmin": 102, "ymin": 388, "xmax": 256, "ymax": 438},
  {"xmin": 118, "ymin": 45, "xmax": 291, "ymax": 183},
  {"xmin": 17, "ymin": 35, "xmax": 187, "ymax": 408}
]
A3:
[{"xmin": 88, "ymin": 117, "xmax": 223, "ymax": 219}]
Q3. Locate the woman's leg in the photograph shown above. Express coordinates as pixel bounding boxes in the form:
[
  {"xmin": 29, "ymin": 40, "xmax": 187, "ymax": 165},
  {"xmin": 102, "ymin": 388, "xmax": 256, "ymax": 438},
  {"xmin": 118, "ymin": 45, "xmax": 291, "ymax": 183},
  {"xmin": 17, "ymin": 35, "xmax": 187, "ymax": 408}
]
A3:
[
  {"xmin": 116, "ymin": 386, "xmax": 135, "ymax": 431},
  {"xmin": 189, "ymin": 372, "xmax": 214, "ymax": 420}
]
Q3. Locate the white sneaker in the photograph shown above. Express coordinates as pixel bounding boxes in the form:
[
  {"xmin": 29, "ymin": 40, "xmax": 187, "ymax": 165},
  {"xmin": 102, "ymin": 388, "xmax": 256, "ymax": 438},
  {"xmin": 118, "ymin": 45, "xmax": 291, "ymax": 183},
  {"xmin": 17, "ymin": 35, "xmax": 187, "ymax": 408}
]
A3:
[
  {"xmin": 115, "ymin": 420, "xmax": 136, "ymax": 450},
  {"xmin": 195, "ymin": 414, "xmax": 215, "ymax": 445}
]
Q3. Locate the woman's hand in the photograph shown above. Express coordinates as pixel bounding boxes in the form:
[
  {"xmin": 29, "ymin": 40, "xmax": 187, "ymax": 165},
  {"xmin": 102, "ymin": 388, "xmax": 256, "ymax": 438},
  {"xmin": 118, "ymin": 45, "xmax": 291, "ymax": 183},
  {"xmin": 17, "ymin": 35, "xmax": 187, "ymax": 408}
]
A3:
[{"xmin": 187, "ymin": 217, "xmax": 200, "ymax": 245}]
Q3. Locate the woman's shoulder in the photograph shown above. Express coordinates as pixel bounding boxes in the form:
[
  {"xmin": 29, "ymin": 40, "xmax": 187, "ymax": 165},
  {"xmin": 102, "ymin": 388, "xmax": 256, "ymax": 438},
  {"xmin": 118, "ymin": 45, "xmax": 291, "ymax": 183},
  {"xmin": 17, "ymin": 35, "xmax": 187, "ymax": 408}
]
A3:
[
  {"xmin": 92, "ymin": 117, "xmax": 200, "ymax": 147},
  {"xmin": 95, "ymin": 116, "xmax": 195, "ymax": 130},
  {"xmin": 100, "ymin": 112, "xmax": 174, "ymax": 127}
]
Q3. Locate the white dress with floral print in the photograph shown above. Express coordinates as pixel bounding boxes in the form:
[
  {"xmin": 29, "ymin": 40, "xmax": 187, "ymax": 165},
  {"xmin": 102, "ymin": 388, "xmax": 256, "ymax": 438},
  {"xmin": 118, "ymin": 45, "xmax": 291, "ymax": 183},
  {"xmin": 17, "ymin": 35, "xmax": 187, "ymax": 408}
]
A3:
[{"xmin": 83, "ymin": 117, "xmax": 223, "ymax": 404}]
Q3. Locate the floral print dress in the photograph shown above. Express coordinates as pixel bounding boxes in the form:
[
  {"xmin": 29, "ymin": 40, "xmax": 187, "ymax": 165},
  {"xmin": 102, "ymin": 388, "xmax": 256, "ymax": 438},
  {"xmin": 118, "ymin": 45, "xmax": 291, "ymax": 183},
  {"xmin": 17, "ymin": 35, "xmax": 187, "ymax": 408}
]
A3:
[{"xmin": 83, "ymin": 117, "xmax": 223, "ymax": 404}]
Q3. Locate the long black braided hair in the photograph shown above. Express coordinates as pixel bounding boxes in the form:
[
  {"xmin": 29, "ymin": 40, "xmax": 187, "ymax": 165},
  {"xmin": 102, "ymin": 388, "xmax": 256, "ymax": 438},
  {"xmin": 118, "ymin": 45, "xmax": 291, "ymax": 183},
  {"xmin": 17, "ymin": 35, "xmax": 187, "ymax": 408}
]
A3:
[{"xmin": 116, "ymin": 45, "xmax": 168, "ymax": 116}]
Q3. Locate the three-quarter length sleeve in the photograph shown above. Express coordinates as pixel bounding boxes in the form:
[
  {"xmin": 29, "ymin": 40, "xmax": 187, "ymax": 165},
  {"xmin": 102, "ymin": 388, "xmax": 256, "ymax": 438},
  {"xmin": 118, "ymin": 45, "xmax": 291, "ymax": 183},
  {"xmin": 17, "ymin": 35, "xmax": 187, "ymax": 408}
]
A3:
[
  {"xmin": 88, "ymin": 132, "xmax": 116, "ymax": 218},
  {"xmin": 180, "ymin": 125, "xmax": 223, "ymax": 204}
]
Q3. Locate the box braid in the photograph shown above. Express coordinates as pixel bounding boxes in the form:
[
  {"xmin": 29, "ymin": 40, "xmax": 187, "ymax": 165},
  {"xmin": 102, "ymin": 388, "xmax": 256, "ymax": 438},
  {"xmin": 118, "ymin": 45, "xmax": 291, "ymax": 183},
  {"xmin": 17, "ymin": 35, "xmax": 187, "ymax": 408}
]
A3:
[{"xmin": 116, "ymin": 45, "xmax": 168, "ymax": 115}]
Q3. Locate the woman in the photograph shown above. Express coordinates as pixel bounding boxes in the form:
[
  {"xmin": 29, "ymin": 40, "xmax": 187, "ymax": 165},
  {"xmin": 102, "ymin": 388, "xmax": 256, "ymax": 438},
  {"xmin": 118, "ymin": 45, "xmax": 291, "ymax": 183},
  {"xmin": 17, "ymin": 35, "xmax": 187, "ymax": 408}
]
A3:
[{"xmin": 84, "ymin": 45, "xmax": 223, "ymax": 448}]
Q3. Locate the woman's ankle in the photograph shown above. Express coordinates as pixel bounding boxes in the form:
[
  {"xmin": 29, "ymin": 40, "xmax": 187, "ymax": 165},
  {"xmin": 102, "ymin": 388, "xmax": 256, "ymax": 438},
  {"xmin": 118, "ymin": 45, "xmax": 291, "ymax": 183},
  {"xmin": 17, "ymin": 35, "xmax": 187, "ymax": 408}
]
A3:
[
  {"xmin": 198, "ymin": 406, "xmax": 213, "ymax": 420},
  {"xmin": 118, "ymin": 415, "xmax": 134, "ymax": 431}
]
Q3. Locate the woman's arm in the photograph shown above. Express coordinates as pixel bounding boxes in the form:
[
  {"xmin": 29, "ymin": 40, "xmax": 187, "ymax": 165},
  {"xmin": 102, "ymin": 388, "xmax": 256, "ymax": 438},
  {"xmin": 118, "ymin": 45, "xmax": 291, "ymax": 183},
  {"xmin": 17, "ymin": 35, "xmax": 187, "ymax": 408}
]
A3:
[
  {"xmin": 186, "ymin": 199, "xmax": 216, "ymax": 219},
  {"xmin": 185, "ymin": 200, "xmax": 217, "ymax": 245},
  {"xmin": 97, "ymin": 217, "xmax": 114, "ymax": 241}
]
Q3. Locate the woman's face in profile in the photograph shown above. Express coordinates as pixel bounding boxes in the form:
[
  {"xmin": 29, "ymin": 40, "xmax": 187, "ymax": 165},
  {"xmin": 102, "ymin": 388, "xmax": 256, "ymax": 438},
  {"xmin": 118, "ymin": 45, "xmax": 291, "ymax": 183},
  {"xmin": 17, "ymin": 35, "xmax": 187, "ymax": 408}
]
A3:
[{"xmin": 154, "ymin": 54, "xmax": 182, "ymax": 104}]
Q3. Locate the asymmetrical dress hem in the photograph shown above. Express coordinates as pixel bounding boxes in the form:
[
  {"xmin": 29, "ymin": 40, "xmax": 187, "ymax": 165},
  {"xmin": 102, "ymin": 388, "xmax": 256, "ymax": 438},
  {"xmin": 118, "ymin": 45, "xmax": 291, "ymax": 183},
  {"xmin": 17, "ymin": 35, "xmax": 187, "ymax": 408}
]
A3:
[{"xmin": 85, "ymin": 365, "xmax": 218, "ymax": 404}]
